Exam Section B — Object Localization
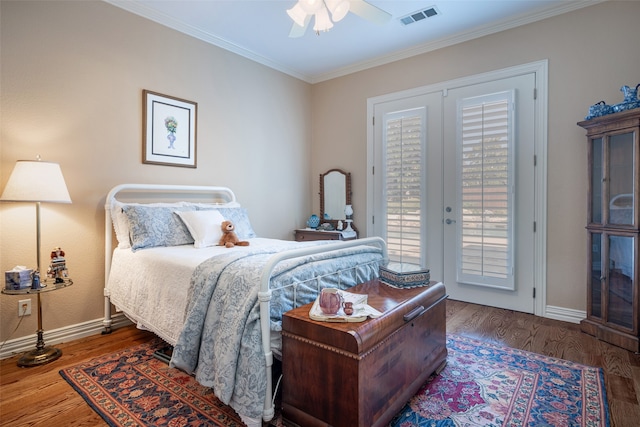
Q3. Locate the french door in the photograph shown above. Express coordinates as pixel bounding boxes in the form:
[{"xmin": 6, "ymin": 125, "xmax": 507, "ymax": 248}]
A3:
[
  {"xmin": 369, "ymin": 65, "xmax": 543, "ymax": 313},
  {"xmin": 370, "ymin": 93, "xmax": 444, "ymax": 279},
  {"xmin": 442, "ymin": 74, "xmax": 536, "ymax": 312}
]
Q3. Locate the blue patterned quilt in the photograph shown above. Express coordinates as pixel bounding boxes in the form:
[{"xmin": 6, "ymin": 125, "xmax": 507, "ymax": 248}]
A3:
[{"xmin": 169, "ymin": 244, "xmax": 383, "ymax": 420}]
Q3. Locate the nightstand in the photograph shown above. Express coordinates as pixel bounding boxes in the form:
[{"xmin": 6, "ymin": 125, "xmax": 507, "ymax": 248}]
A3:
[
  {"xmin": 294, "ymin": 228, "xmax": 357, "ymax": 242},
  {"xmin": 2, "ymin": 278, "xmax": 73, "ymax": 366}
]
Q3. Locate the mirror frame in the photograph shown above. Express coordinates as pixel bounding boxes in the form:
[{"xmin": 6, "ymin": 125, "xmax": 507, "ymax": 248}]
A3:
[{"xmin": 319, "ymin": 168, "xmax": 352, "ymax": 227}]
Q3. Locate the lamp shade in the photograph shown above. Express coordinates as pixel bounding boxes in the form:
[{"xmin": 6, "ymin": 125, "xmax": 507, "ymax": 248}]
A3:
[{"xmin": 1, "ymin": 160, "xmax": 71, "ymax": 203}]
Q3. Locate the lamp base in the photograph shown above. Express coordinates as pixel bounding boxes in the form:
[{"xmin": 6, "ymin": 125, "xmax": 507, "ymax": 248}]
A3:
[
  {"xmin": 18, "ymin": 346, "xmax": 62, "ymax": 367},
  {"xmin": 344, "ymin": 219, "xmax": 354, "ymax": 233}
]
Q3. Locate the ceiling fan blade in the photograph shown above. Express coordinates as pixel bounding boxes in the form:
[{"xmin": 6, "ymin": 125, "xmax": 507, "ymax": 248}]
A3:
[
  {"xmin": 289, "ymin": 15, "xmax": 311, "ymax": 38},
  {"xmin": 349, "ymin": 0, "xmax": 392, "ymax": 25}
]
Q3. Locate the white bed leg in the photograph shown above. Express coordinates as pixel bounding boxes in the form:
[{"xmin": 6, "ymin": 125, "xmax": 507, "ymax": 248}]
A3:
[
  {"xmin": 258, "ymin": 288, "xmax": 275, "ymax": 422},
  {"xmin": 102, "ymin": 288, "xmax": 113, "ymax": 334}
]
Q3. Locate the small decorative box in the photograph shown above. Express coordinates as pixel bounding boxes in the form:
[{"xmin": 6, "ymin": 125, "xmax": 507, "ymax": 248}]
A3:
[
  {"xmin": 379, "ymin": 265, "xmax": 430, "ymax": 288},
  {"xmin": 5, "ymin": 268, "xmax": 33, "ymax": 290}
]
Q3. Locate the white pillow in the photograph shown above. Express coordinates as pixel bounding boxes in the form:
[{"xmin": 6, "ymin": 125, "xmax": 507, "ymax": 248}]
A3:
[{"xmin": 175, "ymin": 210, "xmax": 226, "ymax": 248}]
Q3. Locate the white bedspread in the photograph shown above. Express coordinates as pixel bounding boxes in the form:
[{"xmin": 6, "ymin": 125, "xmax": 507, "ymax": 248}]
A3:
[{"xmin": 106, "ymin": 238, "xmax": 324, "ymax": 345}]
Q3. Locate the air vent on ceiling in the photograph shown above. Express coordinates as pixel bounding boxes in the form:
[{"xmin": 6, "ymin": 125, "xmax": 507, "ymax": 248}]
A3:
[{"xmin": 399, "ymin": 6, "xmax": 439, "ymax": 26}]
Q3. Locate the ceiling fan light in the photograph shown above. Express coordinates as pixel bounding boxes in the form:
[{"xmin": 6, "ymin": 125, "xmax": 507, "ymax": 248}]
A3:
[
  {"xmin": 287, "ymin": 2, "xmax": 308, "ymax": 27},
  {"xmin": 313, "ymin": 6, "xmax": 334, "ymax": 32},
  {"xmin": 299, "ymin": 0, "xmax": 323, "ymax": 15},
  {"xmin": 327, "ymin": 0, "xmax": 350, "ymax": 22}
]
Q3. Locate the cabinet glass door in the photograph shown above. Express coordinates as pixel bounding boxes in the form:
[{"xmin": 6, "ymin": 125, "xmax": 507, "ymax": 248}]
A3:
[
  {"xmin": 608, "ymin": 132, "xmax": 635, "ymax": 226},
  {"xmin": 590, "ymin": 232, "xmax": 602, "ymax": 319},
  {"xmin": 591, "ymin": 137, "xmax": 603, "ymax": 224},
  {"xmin": 607, "ymin": 234, "xmax": 636, "ymax": 330}
]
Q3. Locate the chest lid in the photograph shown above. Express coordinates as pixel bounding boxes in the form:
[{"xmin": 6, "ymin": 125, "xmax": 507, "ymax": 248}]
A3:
[{"xmin": 282, "ymin": 279, "xmax": 446, "ymax": 355}]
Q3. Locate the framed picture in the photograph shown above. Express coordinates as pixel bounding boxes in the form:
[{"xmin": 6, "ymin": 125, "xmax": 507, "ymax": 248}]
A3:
[{"xmin": 143, "ymin": 90, "xmax": 197, "ymax": 168}]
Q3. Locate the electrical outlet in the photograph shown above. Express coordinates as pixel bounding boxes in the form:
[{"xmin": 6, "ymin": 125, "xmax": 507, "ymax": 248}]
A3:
[{"xmin": 18, "ymin": 299, "xmax": 31, "ymax": 316}]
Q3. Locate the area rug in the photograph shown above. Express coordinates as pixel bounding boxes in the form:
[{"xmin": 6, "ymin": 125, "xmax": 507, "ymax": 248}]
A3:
[
  {"xmin": 59, "ymin": 338, "xmax": 245, "ymax": 427},
  {"xmin": 60, "ymin": 334, "xmax": 610, "ymax": 427},
  {"xmin": 389, "ymin": 334, "xmax": 610, "ymax": 427}
]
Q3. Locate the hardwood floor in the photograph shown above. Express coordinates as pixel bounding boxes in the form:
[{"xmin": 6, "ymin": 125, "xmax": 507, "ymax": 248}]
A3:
[{"xmin": 1, "ymin": 300, "xmax": 639, "ymax": 426}]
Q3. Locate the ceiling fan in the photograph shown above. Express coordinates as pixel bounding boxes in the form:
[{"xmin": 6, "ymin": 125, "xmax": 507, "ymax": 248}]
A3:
[{"xmin": 287, "ymin": 0, "xmax": 392, "ymax": 37}]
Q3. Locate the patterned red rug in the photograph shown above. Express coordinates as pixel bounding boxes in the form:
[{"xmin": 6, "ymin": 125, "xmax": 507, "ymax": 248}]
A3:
[
  {"xmin": 60, "ymin": 338, "xmax": 245, "ymax": 426},
  {"xmin": 60, "ymin": 334, "xmax": 609, "ymax": 427},
  {"xmin": 389, "ymin": 334, "xmax": 610, "ymax": 427}
]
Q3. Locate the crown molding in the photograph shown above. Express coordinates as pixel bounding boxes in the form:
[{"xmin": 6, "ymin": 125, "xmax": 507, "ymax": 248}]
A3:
[
  {"xmin": 311, "ymin": 0, "xmax": 604, "ymax": 83},
  {"xmin": 104, "ymin": 0, "xmax": 603, "ymax": 84},
  {"xmin": 104, "ymin": 0, "xmax": 313, "ymax": 82}
]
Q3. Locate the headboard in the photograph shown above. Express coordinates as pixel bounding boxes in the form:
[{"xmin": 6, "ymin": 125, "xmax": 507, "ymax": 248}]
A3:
[{"xmin": 104, "ymin": 183, "xmax": 237, "ymax": 288}]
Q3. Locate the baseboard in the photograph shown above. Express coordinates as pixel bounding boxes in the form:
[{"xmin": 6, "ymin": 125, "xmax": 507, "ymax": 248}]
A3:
[
  {"xmin": 1, "ymin": 305, "xmax": 586, "ymax": 360},
  {"xmin": 544, "ymin": 305, "xmax": 586, "ymax": 324},
  {"xmin": 0, "ymin": 313, "xmax": 133, "ymax": 360}
]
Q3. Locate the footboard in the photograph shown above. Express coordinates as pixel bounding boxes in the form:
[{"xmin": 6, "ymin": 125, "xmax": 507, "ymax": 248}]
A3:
[{"xmin": 258, "ymin": 236, "xmax": 388, "ymax": 422}]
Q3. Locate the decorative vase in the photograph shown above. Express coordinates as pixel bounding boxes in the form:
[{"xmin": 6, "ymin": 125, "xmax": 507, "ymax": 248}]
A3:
[
  {"xmin": 621, "ymin": 84, "xmax": 640, "ymax": 103},
  {"xmin": 613, "ymin": 84, "xmax": 640, "ymax": 113},
  {"xmin": 307, "ymin": 214, "xmax": 320, "ymax": 229},
  {"xmin": 343, "ymin": 301, "xmax": 354, "ymax": 316},
  {"xmin": 167, "ymin": 132, "xmax": 176, "ymax": 149},
  {"xmin": 319, "ymin": 288, "xmax": 342, "ymax": 315}
]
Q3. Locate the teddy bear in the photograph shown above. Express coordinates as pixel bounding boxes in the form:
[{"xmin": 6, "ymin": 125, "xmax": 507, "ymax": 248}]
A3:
[{"xmin": 218, "ymin": 220, "xmax": 250, "ymax": 248}]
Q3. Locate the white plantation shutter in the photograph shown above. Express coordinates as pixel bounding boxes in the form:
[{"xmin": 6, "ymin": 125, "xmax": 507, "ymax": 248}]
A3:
[
  {"xmin": 457, "ymin": 91, "xmax": 515, "ymax": 289},
  {"xmin": 384, "ymin": 108, "xmax": 426, "ymax": 269}
]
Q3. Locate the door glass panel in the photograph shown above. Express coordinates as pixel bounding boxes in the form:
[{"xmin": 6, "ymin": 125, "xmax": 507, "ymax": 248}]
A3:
[
  {"xmin": 590, "ymin": 232, "xmax": 602, "ymax": 319},
  {"xmin": 383, "ymin": 108, "xmax": 426, "ymax": 269},
  {"xmin": 457, "ymin": 91, "xmax": 514, "ymax": 290},
  {"xmin": 607, "ymin": 234, "xmax": 635, "ymax": 329},
  {"xmin": 608, "ymin": 132, "xmax": 635, "ymax": 225},
  {"xmin": 591, "ymin": 137, "xmax": 603, "ymax": 224}
]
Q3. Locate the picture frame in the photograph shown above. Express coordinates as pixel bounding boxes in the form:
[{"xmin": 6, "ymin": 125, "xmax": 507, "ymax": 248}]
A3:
[{"xmin": 143, "ymin": 90, "xmax": 197, "ymax": 168}]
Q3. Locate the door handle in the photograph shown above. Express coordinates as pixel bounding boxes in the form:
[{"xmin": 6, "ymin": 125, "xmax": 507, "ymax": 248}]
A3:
[{"xmin": 445, "ymin": 218, "xmax": 456, "ymax": 224}]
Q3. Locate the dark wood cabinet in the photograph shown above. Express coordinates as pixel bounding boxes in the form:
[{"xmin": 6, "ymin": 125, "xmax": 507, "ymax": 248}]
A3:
[{"xmin": 578, "ymin": 109, "xmax": 640, "ymax": 352}]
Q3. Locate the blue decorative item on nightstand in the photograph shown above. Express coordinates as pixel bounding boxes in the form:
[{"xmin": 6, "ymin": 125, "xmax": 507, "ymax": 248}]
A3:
[{"xmin": 307, "ymin": 214, "xmax": 320, "ymax": 229}]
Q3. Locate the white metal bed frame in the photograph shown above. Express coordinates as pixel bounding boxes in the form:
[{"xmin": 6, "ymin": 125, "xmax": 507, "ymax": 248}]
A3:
[{"xmin": 102, "ymin": 183, "xmax": 388, "ymax": 422}]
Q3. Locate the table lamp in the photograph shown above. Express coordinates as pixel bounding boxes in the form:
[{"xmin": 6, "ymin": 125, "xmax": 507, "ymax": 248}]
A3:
[
  {"xmin": 344, "ymin": 204, "xmax": 354, "ymax": 233},
  {"xmin": 1, "ymin": 156, "xmax": 71, "ymax": 366}
]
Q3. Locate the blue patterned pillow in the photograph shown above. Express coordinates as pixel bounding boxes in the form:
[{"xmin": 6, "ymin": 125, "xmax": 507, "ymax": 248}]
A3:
[
  {"xmin": 196, "ymin": 206, "xmax": 257, "ymax": 239},
  {"xmin": 123, "ymin": 205, "xmax": 198, "ymax": 251}
]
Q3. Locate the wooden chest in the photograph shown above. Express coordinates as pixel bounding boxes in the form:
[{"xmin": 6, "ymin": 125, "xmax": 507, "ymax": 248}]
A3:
[{"xmin": 281, "ymin": 279, "xmax": 447, "ymax": 427}]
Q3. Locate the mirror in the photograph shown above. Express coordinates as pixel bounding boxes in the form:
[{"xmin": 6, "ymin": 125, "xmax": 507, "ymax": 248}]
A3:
[{"xmin": 320, "ymin": 169, "xmax": 351, "ymax": 222}]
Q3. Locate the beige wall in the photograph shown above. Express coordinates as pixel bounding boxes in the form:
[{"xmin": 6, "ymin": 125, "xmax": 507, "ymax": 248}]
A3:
[
  {"xmin": 310, "ymin": 1, "xmax": 640, "ymax": 311},
  {"xmin": 0, "ymin": 1, "xmax": 311, "ymax": 343}
]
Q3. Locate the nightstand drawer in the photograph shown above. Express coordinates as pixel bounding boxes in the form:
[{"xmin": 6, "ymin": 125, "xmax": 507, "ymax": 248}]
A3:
[{"xmin": 294, "ymin": 229, "xmax": 356, "ymax": 242}]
